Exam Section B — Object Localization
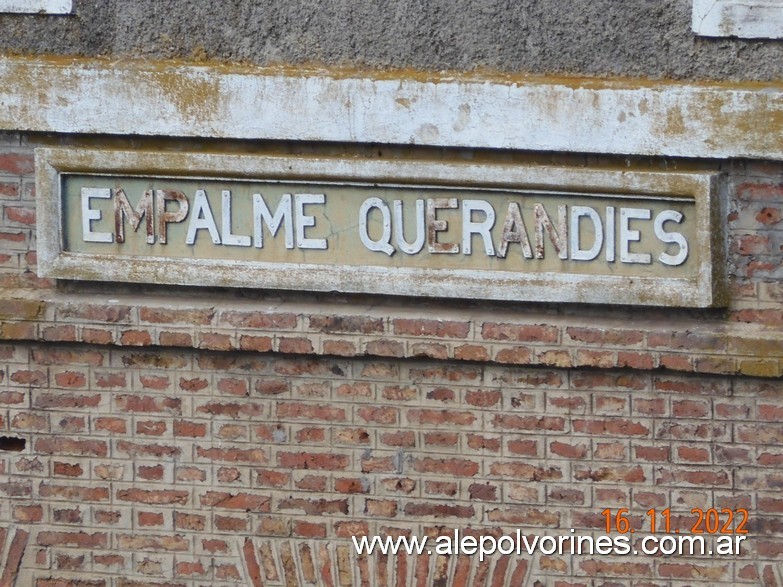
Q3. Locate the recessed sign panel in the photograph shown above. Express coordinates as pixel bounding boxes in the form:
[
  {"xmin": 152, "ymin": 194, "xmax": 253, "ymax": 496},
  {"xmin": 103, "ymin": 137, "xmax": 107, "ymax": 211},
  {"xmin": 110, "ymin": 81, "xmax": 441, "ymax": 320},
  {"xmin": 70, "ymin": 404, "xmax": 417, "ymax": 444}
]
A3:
[{"xmin": 36, "ymin": 149, "xmax": 725, "ymax": 306}]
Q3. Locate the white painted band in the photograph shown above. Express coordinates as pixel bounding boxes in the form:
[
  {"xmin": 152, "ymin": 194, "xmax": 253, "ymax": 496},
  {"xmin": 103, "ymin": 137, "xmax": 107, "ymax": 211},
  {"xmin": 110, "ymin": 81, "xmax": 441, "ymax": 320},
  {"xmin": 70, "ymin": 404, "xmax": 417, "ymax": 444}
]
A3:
[{"xmin": 1, "ymin": 57, "xmax": 783, "ymax": 159}]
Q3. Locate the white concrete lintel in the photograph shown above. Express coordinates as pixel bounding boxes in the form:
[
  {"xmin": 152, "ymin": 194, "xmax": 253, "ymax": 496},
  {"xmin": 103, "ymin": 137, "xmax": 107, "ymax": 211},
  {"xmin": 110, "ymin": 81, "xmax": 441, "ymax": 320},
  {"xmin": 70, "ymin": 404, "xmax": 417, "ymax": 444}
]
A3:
[{"xmin": 1, "ymin": 57, "xmax": 783, "ymax": 159}]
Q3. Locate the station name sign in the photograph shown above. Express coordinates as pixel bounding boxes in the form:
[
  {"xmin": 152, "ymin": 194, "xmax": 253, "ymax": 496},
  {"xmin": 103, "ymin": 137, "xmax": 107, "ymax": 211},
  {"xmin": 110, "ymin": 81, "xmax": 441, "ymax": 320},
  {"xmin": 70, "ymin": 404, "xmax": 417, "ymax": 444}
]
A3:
[{"xmin": 36, "ymin": 149, "xmax": 724, "ymax": 306}]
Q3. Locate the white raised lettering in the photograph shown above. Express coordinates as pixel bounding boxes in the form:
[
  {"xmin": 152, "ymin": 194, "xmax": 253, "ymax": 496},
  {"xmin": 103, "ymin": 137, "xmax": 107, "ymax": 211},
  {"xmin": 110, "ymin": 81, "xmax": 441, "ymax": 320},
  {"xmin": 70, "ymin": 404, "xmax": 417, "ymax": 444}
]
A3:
[
  {"xmin": 221, "ymin": 190, "xmax": 251, "ymax": 247},
  {"xmin": 253, "ymin": 193, "xmax": 294, "ymax": 249},
  {"xmin": 462, "ymin": 199, "xmax": 496, "ymax": 256},
  {"xmin": 114, "ymin": 188, "xmax": 154, "ymax": 244},
  {"xmin": 605, "ymin": 206, "xmax": 616, "ymax": 262},
  {"xmin": 359, "ymin": 197, "xmax": 394, "ymax": 256},
  {"xmin": 393, "ymin": 199, "xmax": 425, "ymax": 255},
  {"xmin": 81, "ymin": 187, "xmax": 113, "ymax": 243},
  {"xmin": 294, "ymin": 193, "xmax": 327, "ymax": 250},
  {"xmin": 185, "ymin": 189, "xmax": 221, "ymax": 245},
  {"xmin": 534, "ymin": 203, "xmax": 568, "ymax": 259},
  {"xmin": 427, "ymin": 198, "xmax": 459, "ymax": 254},
  {"xmin": 569, "ymin": 206, "xmax": 603, "ymax": 261},
  {"xmin": 496, "ymin": 202, "xmax": 533, "ymax": 259},
  {"xmin": 620, "ymin": 207, "xmax": 652, "ymax": 264},
  {"xmin": 654, "ymin": 209, "xmax": 689, "ymax": 266}
]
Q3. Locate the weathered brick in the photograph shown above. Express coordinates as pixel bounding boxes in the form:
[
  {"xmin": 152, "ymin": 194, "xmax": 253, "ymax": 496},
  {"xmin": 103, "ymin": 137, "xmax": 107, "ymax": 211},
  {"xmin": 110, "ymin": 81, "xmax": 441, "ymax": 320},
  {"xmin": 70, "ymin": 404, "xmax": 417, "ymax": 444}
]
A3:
[
  {"xmin": 310, "ymin": 315, "xmax": 384, "ymax": 334},
  {"xmin": 394, "ymin": 318, "xmax": 470, "ymax": 338}
]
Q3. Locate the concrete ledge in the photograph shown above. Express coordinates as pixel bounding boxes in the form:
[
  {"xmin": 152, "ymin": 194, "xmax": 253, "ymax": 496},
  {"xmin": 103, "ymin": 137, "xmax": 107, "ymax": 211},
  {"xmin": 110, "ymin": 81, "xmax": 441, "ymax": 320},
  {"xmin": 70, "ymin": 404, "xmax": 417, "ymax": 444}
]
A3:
[
  {"xmin": 1, "ymin": 56, "xmax": 783, "ymax": 159},
  {"xmin": 1, "ymin": 290, "xmax": 781, "ymax": 378}
]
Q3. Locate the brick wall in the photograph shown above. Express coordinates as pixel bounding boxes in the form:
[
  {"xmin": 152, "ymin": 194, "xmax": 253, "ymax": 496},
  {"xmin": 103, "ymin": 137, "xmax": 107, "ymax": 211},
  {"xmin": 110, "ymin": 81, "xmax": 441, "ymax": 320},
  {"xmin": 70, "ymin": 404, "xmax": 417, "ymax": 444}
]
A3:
[{"xmin": 1, "ymin": 133, "xmax": 783, "ymax": 585}]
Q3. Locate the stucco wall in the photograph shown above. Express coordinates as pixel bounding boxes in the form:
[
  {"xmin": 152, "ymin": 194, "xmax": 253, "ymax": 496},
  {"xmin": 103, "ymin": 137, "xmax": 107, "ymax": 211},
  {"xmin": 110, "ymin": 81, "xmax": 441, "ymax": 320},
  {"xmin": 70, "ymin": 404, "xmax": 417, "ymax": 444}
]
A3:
[{"xmin": 2, "ymin": 0, "xmax": 783, "ymax": 82}]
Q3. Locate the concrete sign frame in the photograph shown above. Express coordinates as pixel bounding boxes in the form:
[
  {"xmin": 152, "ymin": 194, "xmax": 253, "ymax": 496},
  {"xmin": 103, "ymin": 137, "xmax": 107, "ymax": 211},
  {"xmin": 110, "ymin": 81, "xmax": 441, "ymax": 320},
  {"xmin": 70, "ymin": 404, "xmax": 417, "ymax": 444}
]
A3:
[{"xmin": 36, "ymin": 148, "xmax": 725, "ymax": 307}]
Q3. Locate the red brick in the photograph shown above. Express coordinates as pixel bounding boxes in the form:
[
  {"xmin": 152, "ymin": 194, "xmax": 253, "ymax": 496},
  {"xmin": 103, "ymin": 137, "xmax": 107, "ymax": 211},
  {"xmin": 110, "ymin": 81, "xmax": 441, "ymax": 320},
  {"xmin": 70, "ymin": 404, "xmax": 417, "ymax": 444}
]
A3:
[
  {"xmin": 137, "ymin": 464, "xmax": 165, "ymax": 481},
  {"xmin": 137, "ymin": 512, "xmax": 164, "ymax": 527},
  {"xmin": 566, "ymin": 327, "xmax": 643, "ymax": 346},
  {"xmin": 94, "ymin": 417, "xmax": 126, "ymax": 434},
  {"xmin": 54, "ymin": 371, "xmax": 87, "ymax": 388},
  {"xmin": 196, "ymin": 447, "xmax": 267, "ymax": 463},
  {"xmin": 365, "ymin": 340, "xmax": 405, "ymax": 357},
  {"xmin": 413, "ymin": 457, "xmax": 479, "ymax": 477},
  {"xmin": 0, "ymin": 153, "xmax": 34, "ymax": 175},
  {"xmin": 0, "ymin": 181, "xmax": 19, "ymax": 198},
  {"xmin": 175, "ymin": 561, "xmax": 207, "ymax": 577},
  {"xmin": 42, "ymin": 325, "xmax": 77, "ymax": 342},
  {"xmin": 53, "ymin": 462, "xmax": 84, "ymax": 477},
  {"xmin": 136, "ymin": 420, "xmax": 166, "ymax": 436},
  {"xmin": 201, "ymin": 491, "xmax": 270, "ymax": 511},
  {"xmin": 39, "ymin": 483, "xmax": 109, "ymax": 502},
  {"xmin": 550, "ymin": 441, "xmax": 588, "ymax": 459},
  {"xmin": 482, "ymin": 322, "xmax": 557, "ymax": 342},
  {"xmin": 116, "ymin": 533, "xmax": 189, "ymax": 551},
  {"xmin": 139, "ymin": 375, "xmax": 169, "ymax": 390},
  {"xmin": 173, "ymin": 420, "xmax": 207, "ymax": 437},
  {"xmin": 310, "ymin": 315, "xmax": 384, "ymax": 334},
  {"xmin": 254, "ymin": 379, "xmax": 289, "ymax": 395},
  {"xmin": 10, "ymin": 369, "xmax": 47, "ymax": 386},
  {"xmin": 574, "ymin": 466, "xmax": 646, "ymax": 483},
  {"xmin": 634, "ymin": 445, "xmax": 671, "ymax": 462},
  {"xmin": 199, "ymin": 332, "xmax": 234, "ymax": 351},
  {"xmin": 486, "ymin": 507, "xmax": 559, "ymax": 526},
  {"xmin": 239, "ymin": 334, "xmax": 273, "ymax": 353},
  {"xmin": 408, "ymin": 408, "xmax": 475, "ymax": 426},
  {"xmin": 222, "ymin": 310, "xmax": 297, "ymax": 329},
  {"xmin": 36, "ymin": 438, "xmax": 107, "ymax": 457},
  {"xmin": 116, "ymin": 441, "xmax": 181, "ymax": 458},
  {"xmin": 423, "ymin": 432, "xmax": 458, "ymax": 446},
  {"xmin": 278, "ymin": 452, "xmax": 349, "ymax": 470},
  {"xmin": 617, "ymin": 351, "xmax": 655, "ymax": 370},
  {"xmin": 119, "ymin": 330, "xmax": 152, "ymax": 346},
  {"xmin": 573, "ymin": 418, "xmax": 649, "ymax": 436},
  {"xmin": 276, "ymin": 402, "xmax": 346, "ymax": 421},
  {"xmin": 196, "ymin": 400, "xmax": 264, "ymax": 418},
  {"xmin": 159, "ymin": 331, "xmax": 193, "ymax": 346},
  {"xmin": 140, "ymin": 307, "xmax": 214, "ymax": 325},
  {"xmin": 37, "ymin": 531, "xmax": 107, "ymax": 548},
  {"xmin": 495, "ymin": 347, "xmax": 534, "ymax": 364},
  {"xmin": 115, "ymin": 395, "xmax": 180, "ymax": 414},
  {"xmin": 468, "ymin": 434, "xmax": 501, "ymax": 452},
  {"xmin": 404, "ymin": 502, "xmax": 474, "ymax": 518},
  {"xmin": 489, "ymin": 462, "xmax": 563, "ymax": 480},
  {"xmin": 492, "ymin": 414, "xmax": 566, "ymax": 431},
  {"xmin": 278, "ymin": 336, "xmax": 314, "ymax": 354},
  {"xmin": 394, "ymin": 318, "xmax": 469, "ymax": 338},
  {"xmin": 469, "ymin": 483, "xmax": 498, "ymax": 501},
  {"xmin": 13, "ymin": 505, "xmax": 43, "ymax": 522},
  {"xmin": 322, "ymin": 339, "xmax": 357, "ymax": 356},
  {"xmin": 296, "ymin": 475, "xmax": 328, "ymax": 491},
  {"xmin": 118, "ymin": 488, "xmax": 188, "ymax": 505},
  {"xmin": 656, "ymin": 468, "xmax": 730, "ymax": 486},
  {"xmin": 179, "ymin": 377, "xmax": 209, "ymax": 392},
  {"xmin": 175, "ymin": 512, "xmax": 206, "ymax": 531}
]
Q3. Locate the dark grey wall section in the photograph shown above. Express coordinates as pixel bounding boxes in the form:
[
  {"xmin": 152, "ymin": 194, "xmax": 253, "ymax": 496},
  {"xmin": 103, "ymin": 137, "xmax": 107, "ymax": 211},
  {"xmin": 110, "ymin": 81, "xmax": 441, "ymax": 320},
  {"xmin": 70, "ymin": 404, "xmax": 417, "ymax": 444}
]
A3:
[{"xmin": 3, "ymin": 0, "xmax": 783, "ymax": 82}]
